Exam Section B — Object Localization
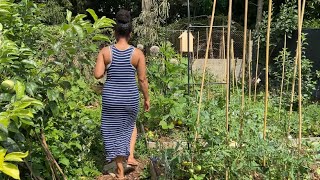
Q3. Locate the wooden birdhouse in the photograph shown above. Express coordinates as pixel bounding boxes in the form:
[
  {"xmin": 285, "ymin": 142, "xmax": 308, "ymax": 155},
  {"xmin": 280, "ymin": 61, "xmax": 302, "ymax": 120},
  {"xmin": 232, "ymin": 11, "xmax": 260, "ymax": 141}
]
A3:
[{"xmin": 179, "ymin": 30, "xmax": 194, "ymax": 53}]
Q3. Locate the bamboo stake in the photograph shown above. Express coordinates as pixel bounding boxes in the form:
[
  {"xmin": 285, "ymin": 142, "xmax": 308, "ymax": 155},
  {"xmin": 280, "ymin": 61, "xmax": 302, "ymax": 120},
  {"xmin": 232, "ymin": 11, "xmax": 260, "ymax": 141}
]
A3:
[
  {"xmin": 248, "ymin": 30, "xmax": 253, "ymax": 102},
  {"xmin": 263, "ymin": 0, "xmax": 272, "ymax": 166},
  {"xmin": 288, "ymin": 0, "xmax": 306, "ymax": 137},
  {"xmin": 278, "ymin": 34, "xmax": 287, "ymax": 121},
  {"xmin": 240, "ymin": 0, "xmax": 248, "ymax": 138},
  {"xmin": 254, "ymin": 37, "xmax": 260, "ymax": 102},
  {"xmin": 225, "ymin": 0, "xmax": 233, "ymax": 179},
  {"xmin": 194, "ymin": 0, "xmax": 217, "ymax": 141},
  {"xmin": 226, "ymin": 0, "xmax": 232, "ymax": 135},
  {"xmin": 231, "ymin": 39, "xmax": 235, "ymax": 93},
  {"xmin": 298, "ymin": 0, "xmax": 306, "ymax": 152},
  {"xmin": 223, "ymin": 28, "xmax": 226, "ymax": 60},
  {"xmin": 197, "ymin": 31, "xmax": 200, "ymax": 60}
]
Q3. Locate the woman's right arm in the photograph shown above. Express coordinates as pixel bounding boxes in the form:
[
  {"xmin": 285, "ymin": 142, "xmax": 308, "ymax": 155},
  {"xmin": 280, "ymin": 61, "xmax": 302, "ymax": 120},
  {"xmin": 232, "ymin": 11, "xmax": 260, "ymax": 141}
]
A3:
[{"xmin": 136, "ymin": 49, "xmax": 150, "ymax": 111}]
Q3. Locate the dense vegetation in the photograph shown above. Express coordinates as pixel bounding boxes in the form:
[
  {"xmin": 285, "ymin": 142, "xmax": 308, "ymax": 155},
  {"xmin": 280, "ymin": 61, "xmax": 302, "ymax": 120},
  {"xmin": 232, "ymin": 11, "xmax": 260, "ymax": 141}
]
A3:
[{"xmin": 0, "ymin": 0, "xmax": 320, "ymax": 179}]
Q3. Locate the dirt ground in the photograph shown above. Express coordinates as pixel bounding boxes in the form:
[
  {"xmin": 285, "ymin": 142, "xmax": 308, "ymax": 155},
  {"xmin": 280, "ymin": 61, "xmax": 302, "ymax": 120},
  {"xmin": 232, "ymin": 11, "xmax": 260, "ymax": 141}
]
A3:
[{"xmin": 96, "ymin": 159, "xmax": 147, "ymax": 180}]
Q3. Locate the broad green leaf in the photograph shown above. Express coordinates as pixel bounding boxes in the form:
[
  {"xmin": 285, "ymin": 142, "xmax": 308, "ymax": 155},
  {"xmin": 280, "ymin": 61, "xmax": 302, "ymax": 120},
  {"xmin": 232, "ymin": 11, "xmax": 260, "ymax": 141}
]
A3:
[
  {"xmin": 5, "ymin": 151, "xmax": 28, "ymax": 162},
  {"xmin": 86, "ymin": 9, "xmax": 98, "ymax": 22},
  {"xmin": 25, "ymin": 82, "xmax": 38, "ymax": 97},
  {"xmin": 0, "ymin": 23, "xmax": 3, "ymax": 31},
  {"xmin": 12, "ymin": 109, "xmax": 33, "ymax": 119},
  {"xmin": 0, "ymin": 116, "xmax": 10, "ymax": 128},
  {"xmin": 59, "ymin": 81, "xmax": 71, "ymax": 90},
  {"xmin": 62, "ymin": 23, "xmax": 70, "ymax": 31},
  {"xmin": 21, "ymin": 96, "xmax": 43, "ymax": 107},
  {"xmin": 0, "ymin": 147, "xmax": 7, "ymax": 165},
  {"xmin": 20, "ymin": 119, "xmax": 34, "ymax": 126},
  {"xmin": 12, "ymin": 102, "xmax": 31, "ymax": 109},
  {"xmin": 66, "ymin": 9, "xmax": 72, "ymax": 23},
  {"xmin": 59, "ymin": 157, "xmax": 70, "ymax": 167},
  {"xmin": 14, "ymin": 81, "xmax": 25, "ymax": 100},
  {"xmin": 21, "ymin": 60, "xmax": 37, "ymax": 67},
  {"xmin": 159, "ymin": 120, "xmax": 168, "ymax": 130},
  {"xmin": 73, "ymin": 25, "xmax": 84, "ymax": 38},
  {"xmin": 47, "ymin": 89, "xmax": 59, "ymax": 102},
  {"xmin": 1, "ymin": 162, "xmax": 20, "ymax": 179},
  {"xmin": 92, "ymin": 34, "xmax": 110, "ymax": 42},
  {"xmin": 73, "ymin": 14, "xmax": 87, "ymax": 22},
  {"xmin": 49, "ymin": 101, "xmax": 59, "ymax": 116}
]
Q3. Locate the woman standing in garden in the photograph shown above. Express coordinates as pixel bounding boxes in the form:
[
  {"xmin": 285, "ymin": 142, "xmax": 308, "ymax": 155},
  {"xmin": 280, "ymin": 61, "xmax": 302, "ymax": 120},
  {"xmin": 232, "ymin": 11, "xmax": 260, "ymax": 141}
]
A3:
[{"xmin": 94, "ymin": 9, "xmax": 150, "ymax": 179}]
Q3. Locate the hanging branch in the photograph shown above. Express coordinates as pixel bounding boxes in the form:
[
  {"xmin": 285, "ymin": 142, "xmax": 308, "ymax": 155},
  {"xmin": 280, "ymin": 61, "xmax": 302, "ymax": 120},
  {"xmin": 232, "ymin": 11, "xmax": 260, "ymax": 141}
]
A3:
[
  {"xmin": 194, "ymin": 0, "xmax": 217, "ymax": 142},
  {"xmin": 239, "ymin": 0, "xmax": 248, "ymax": 138},
  {"xmin": 263, "ymin": 0, "xmax": 272, "ymax": 167},
  {"xmin": 278, "ymin": 34, "xmax": 287, "ymax": 121},
  {"xmin": 254, "ymin": 37, "xmax": 260, "ymax": 102}
]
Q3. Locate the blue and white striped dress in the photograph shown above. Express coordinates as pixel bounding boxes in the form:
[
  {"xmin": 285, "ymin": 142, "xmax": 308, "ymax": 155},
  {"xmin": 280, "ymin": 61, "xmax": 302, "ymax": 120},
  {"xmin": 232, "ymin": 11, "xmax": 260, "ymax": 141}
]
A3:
[{"xmin": 101, "ymin": 45, "xmax": 139, "ymax": 162}]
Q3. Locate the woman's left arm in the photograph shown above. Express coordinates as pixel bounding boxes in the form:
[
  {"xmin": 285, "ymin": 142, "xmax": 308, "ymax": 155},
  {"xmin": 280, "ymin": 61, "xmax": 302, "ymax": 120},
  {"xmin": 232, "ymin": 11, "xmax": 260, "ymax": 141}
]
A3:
[{"xmin": 94, "ymin": 49, "xmax": 106, "ymax": 79}]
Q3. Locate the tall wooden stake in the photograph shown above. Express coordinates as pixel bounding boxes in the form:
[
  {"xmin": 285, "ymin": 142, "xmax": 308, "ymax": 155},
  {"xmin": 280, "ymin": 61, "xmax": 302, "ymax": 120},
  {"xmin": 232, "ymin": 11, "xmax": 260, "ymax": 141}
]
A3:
[
  {"xmin": 194, "ymin": 0, "xmax": 217, "ymax": 142},
  {"xmin": 263, "ymin": 0, "xmax": 272, "ymax": 166},
  {"xmin": 225, "ymin": 0, "xmax": 232, "ymax": 179},
  {"xmin": 254, "ymin": 37, "xmax": 260, "ymax": 102},
  {"xmin": 240, "ymin": 0, "xmax": 248, "ymax": 138},
  {"xmin": 278, "ymin": 34, "xmax": 287, "ymax": 121},
  {"xmin": 248, "ymin": 30, "xmax": 253, "ymax": 102},
  {"xmin": 197, "ymin": 31, "xmax": 200, "ymax": 60},
  {"xmin": 231, "ymin": 39, "xmax": 235, "ymax": 93},
  {"xmin": 288, "ymin": 0, "xmax": 306, "ymax": 138},
  {"xmin": 226, "ymin": 0, "xmax": 232, "ymax": 132}
]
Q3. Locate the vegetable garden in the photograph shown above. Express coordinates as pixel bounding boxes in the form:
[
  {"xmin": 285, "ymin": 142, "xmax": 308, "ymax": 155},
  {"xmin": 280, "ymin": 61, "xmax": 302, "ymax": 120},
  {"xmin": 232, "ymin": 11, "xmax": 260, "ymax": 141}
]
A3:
[{"xmin": 1, "ymin": 0, "xmax": 320, "ymax": 179}]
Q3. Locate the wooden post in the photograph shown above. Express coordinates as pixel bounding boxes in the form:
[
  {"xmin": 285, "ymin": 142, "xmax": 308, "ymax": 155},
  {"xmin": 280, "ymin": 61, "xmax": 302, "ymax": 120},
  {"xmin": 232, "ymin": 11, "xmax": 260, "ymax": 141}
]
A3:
[
  {"xmin": 254, "ymin": 37, "xmax": 260, "ymax": 102},
  {"xmin": 248, "ymin": 30, "xmax": 253, "ymax": 102},
  {"xmin": 278, "ymin": 34, "xmax": 287, "ymax": 121},
  {"xmin": 263, "ymin": 0, "xmax": 272, "ymax": 167},
  {"xmin": 194, "ymin": 0, "xmax": 217, "ymax": 141},
  {"xmin": 240, "ymin": 0, "xmax": 248, "ymax": 138},
  {"xmin": 231, "ymin": 39, "xmax": 235, "ymax": 93},
  {"xmin": 222, "ymin": 28, "xmax": 226, "ymax": 59}
]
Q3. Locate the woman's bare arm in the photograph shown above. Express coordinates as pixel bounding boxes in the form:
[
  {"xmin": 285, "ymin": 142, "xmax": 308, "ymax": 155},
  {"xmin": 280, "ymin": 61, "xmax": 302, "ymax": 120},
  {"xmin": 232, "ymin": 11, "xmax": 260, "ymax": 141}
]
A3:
[
  {"xmin": 94, "ymin": 48, "xmax": 109, "ymax": 79},
  {"xmin": 136, "ymin": 49, "xmax": 150, "ymax": 110}
]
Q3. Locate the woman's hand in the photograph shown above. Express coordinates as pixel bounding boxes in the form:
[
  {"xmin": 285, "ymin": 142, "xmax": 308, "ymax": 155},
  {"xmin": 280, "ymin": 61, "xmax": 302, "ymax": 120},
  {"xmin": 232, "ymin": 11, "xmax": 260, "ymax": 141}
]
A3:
[{"xmin": 144, "ymin": 99, "xmax": 150, "ymax": 112}]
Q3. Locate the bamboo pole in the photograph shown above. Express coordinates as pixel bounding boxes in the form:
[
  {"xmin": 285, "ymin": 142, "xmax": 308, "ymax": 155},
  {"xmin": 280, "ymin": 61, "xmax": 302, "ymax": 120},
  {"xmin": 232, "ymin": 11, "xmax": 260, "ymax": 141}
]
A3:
[
  {"xmin": 225, "ymin": 0, "xmax": 232, "ymax": 179},
  {"xmin": 297, "ymin": 0, "xmax": 306, "ymax": 152},
  {"xmin": 248, "ymin": 30, "xmax": 253, "ymax": 102},
  {"xmin": 240, "ymin": 0, "xmax": 248, "ymax": 138},
  {"xmin": 278, "ymin": 34, "xmax": 287, "ymax": 121},
  {"xmin": 288, "ymin": 0, "xmax": 306, "ymax": 137},
  {"xmin": 223, "ymin": 27, "xmax": 226, "ymax": 59},
  {"xmin": 254, "ymin": 37, "xmax": 260, "ymax": 102},
  {"xmin": 194, "ymin": 0, "xmax": 217, "ymax": 142},
  {"xmin": 197, "ymin": 31, "xmax": 200, "ymax": 60},
  {"xmin": 231, "ymin": 39, "xmax": 235, "ymax": 93},
  {"xmin": 226, "ymin": 0, "xmax": 232, "ymax": 135},
  {"xmin": 263, "ymin": 0, "xmax": 272, "ymax": 166}
]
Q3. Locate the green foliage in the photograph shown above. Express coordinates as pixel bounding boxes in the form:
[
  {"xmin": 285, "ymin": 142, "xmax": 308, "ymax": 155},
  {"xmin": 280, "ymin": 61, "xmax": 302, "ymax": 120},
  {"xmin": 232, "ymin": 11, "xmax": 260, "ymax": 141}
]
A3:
[
  {"xmin": 272, "ymin": 35, "xmax": 316, "ymax": 102},
  {"xmin": 0, "ymin": 0, "xmax": 114, "ymax": 178}
]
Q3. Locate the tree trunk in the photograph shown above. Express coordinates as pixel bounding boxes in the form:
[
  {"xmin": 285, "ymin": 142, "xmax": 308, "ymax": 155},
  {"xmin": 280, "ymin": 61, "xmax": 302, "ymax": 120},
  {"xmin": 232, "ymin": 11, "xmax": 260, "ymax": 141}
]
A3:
[{"xmin": 255, "ymin": 0, "xmax": 264, "ymax": 30}]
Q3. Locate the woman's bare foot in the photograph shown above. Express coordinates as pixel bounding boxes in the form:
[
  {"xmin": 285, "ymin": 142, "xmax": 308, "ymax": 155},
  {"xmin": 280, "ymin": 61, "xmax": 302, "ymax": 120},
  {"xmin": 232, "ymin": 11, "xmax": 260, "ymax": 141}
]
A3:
[{"xmin": 127, "ymin": 157, "xmax": 139, "ymax": 166}]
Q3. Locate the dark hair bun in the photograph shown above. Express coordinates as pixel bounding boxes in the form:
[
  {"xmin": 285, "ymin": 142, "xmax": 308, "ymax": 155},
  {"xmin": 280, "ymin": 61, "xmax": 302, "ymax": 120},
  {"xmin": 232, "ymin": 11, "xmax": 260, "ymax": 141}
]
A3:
[
  {"xmin": 116, "ymin": 9, "xmax": 131, "ymax": 24},
  {"xmin": 114, "ymin": 9, "xmax": 132, "ymax": 39}
]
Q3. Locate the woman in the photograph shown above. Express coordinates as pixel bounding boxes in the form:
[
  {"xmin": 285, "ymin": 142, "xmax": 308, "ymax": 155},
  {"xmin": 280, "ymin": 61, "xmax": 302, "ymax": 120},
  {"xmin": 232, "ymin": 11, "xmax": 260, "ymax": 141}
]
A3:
[{"xmin": 94, "ymin": 9, "xmax": 150, "ymax": 179}]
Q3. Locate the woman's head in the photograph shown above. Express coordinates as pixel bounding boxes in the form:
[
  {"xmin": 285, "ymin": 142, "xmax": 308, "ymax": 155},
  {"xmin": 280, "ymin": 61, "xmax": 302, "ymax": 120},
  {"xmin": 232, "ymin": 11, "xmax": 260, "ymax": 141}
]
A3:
[{"xmin": 114, "ymin": 9, "xmax": 132, "ymax": 41}]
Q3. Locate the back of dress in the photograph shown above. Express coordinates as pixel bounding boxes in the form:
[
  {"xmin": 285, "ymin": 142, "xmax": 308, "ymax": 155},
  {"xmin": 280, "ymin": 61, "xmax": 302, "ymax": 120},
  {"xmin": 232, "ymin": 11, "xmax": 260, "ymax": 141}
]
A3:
[{"xmin": 101, "ymin": 45, "xmax": 139, "ymax": 162}]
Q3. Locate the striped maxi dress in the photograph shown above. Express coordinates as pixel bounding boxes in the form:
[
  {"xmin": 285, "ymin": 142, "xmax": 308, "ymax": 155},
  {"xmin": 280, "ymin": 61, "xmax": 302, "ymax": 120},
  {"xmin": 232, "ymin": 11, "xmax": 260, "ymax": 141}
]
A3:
[{"xmin": 101, "ymin": 45, "xmax": 139, "ymax": 162}]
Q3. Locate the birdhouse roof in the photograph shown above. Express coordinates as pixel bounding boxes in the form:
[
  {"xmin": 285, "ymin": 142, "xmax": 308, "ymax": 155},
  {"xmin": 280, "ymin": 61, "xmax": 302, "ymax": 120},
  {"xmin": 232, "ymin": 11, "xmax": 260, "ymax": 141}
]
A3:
[{"xmin": 178, "ymin": 30, "xmax": 194, "ymax": 39}]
